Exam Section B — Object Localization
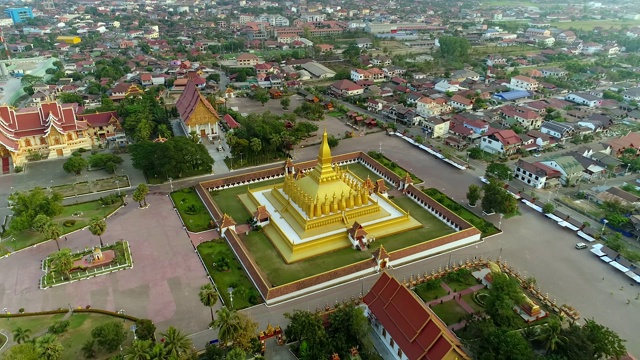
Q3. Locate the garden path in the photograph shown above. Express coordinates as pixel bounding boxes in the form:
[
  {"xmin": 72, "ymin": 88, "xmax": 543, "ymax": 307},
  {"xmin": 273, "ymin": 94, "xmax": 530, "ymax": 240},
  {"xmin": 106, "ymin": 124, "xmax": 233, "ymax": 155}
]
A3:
[{"xmin": 426, "ymin": 283, "xmax": 485, "ymax": 316}]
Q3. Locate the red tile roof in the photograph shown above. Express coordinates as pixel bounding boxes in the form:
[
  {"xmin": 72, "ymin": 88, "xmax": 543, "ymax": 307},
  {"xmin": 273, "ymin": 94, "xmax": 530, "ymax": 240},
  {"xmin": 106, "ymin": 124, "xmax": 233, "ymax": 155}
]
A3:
[
  {"xmin": 363, "ymin": 273, "xmax": 469, "ymax": 360},
  {"xmin": 223, "ymin": 114, "xmax": 240, "ymax": 129},
  {"xmin": 77, "ymin": 111, "xmax": 120, "ymax": 127}
]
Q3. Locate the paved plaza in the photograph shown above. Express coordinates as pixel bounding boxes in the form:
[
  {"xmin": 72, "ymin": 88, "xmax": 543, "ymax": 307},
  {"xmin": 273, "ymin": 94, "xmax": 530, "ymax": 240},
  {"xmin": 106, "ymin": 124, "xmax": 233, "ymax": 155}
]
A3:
[{"xmin": 0, "ymin": 194, "xmax": 214, "ymax": 334}]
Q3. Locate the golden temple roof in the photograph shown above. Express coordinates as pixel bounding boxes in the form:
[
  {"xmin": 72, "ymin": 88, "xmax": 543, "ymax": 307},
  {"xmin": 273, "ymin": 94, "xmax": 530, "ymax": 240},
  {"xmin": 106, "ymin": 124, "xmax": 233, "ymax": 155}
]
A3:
[{"xmin": 294, "ymin": 129, "xmax": 353, "ymax": 202}]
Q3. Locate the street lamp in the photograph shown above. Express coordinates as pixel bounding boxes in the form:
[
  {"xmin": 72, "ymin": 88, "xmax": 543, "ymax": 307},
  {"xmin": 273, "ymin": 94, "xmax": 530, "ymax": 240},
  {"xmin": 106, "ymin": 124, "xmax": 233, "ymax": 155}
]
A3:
[
  {"xmin": 498, "ymin": 213, "xmax": 504, "ymax": 230},
  {"xmin": 115, "ymin": 180, "xmax": 121, "ymax": 195},
  {"xmin": 602, "ymin": 219, "xmax": 609, "ymax": 232},
  {"xmin": 240, "ymin": 152, "xmax": 243, "ymax": 167},
  {"xmin": 168, "ymin": 177, "xmax": 173, "ymax": 192},
  {"xmin": 227, "ymin": 287, "xmax": 234, "ymax": 309}
]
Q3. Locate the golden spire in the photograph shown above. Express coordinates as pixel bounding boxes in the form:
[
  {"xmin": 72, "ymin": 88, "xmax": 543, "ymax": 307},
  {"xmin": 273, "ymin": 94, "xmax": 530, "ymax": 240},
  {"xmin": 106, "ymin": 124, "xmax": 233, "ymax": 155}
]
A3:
[
  {"xmin": 308, "ymin": 128, "xmax": 339, "ymax": 183},
  {"xmin": 317, "ymin": 128, "xmax": 332, "ymax": 166}
]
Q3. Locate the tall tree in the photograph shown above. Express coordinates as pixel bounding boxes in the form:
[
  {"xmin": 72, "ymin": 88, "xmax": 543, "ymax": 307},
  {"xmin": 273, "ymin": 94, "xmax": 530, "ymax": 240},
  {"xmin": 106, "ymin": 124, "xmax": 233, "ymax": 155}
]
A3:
[
  {"xmin": 225, "ymin": 348, "xmax": 246, "ymax": 360},
  {"xmin": 199, "ymin": 283, "xmax": 219, "ymax": 322},
  {"xmin": 284, "ymin": 310, "xmax": 330, "ymax": 360},
  {"xmin": 133, "ymin": 189, "xmax": 144, "ymax": 208},
  {"xmin": 213, "ymin": 307, "xmax": 241, "ymax": 347},
  {"xmin": 438, "ymin": 36, "xmax": 471, "ymax": 60},
  {"xmin": 149, "ymin": 343, "xmax": 167, "ymax": 360},
  {"xmin": 160, "ymin": 326, "xmax": 192, "ymax": 357},
  {"xmin": 328, "ymin": 304, "xmax": 371, "ymax": 357},
  {"xmin": 44, "ymin": 221, "xmax": 63, "ymax": 251},
  {"xmin": 88, "ymin": 217, "xmax": 107, "ymax": 247},
  {"xmin": 232, "ymin": 312, "xmax": 259, "ymax": 353},
  {"xmin": 466, "ymin": 185, "xmax": 482, "ymax": 207},
  {"xmin": 280, "ymin": 97, "xmax": 290, "ymax": 110},
  {"xmin": 81, "ymin": 339, "xmax": 97, "ymax": 359},
  {"xmin": 583, "ymin": 318, "xmax": 626, "ymax": 359},
  {"xmin": 12, "ymin": 326, "xmax": 31, "ymax": 344},
  {"xmin": 32, "ymin": 214, "xmax": 51, "ymax": 233},
  {"xmin": 486, "ymin": 162, "xmax": 512, "ymax": 181},
  {"xmin": 253, "ymin": 89, "xmax": 269, "ymax": 106},
  {"xmin": 7, "ymin": 188, "xmax": 64, "ymax": 231},
  {"xmin": 136, "ymin": 183, "xmax": 149, "ymax": 206},
  {"xmin": 536, "ymin": 316, "xmax": 567, "ymax": 354},
  {"xmin": 50, "ymin": 249, "xmax": 74, "ymax": 280},
  {"xmin": 124, "ymin": 339, "xmax": 153, "ymax": 360},
  {"xmin": 63, "ymin": 156, "xmax": 89, "ymax": 175},
  {"xmin": 91, "ymin": 321, "xmax": 127, "ymax": 352},
  {"xmin": 134, "ymin": 319, "xmax": 156, "ymax": 342},
  {"xmin": 484, "ymin": 271, "xmax": 525, "ymax": 329},
  {"xmin": 35, "ymin": 333, "xmax": 64, "ymax": 360}
]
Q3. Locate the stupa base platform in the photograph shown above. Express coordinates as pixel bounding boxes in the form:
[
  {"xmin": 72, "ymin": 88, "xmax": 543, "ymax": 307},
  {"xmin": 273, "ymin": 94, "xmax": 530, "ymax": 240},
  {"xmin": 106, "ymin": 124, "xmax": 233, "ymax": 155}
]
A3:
[{"xmin": 239, "ymin": 192, "xmax": 422, "ymax": 263}]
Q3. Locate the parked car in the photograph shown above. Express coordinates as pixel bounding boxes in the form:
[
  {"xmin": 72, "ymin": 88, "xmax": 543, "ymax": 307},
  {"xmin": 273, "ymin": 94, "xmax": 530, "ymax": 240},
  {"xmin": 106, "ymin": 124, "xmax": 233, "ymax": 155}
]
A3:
[{"xmin": 575, "ymin": 243, "xmax": 588, "ymax": 250}]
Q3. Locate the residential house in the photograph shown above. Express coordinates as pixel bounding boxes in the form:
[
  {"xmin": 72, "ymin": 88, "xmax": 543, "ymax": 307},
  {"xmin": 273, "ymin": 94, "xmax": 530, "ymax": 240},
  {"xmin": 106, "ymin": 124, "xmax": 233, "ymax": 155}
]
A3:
[
  {"xmin": 607, "ymin": 132, "xmax": 640, "ymax": 156},
  {"xmin": 514, "ymin": 159, "xmax": 561, "ymax": 189},
  {"xmin": 501, "ymin": 106, "xmax": 543, "ymax": 130},
  {"xmin": 480, "ymin": 129, "xmax": 522, "ymax": 155},
  {"xmin": 557, "ymin": 30, "xmax": 576, "ymax": 43},
  {"xmin": 422, "ymin": 117, "xmax": 450, "ymax": 138},
  {"xmin": 140, "ymin": 73, "xmax": 153, "ymax": 86},
  {"xmin": 623, "ymin": 88, "xmax": 640, "ymax": 102},
  {"xmin": 450, "ymin": 69, "xmax": 480, "ymax": 82},
  {"xmin": 363, "ymin": 272, "xmax": 470, "ymax": 360},
  {"xmin": 449, "ymin": 95, "xmax": 473, "ymax": 111},
  {"xmin": 582, "ymin": 42, "xmax": 603, "ymax": 55},
  {"xmin": 541, "ymin": 121, "xmax": 574, "ymax": 141},
  {"xmin": 540, "ymin": 67, "xmax": 568, "ymax": 77},
  {"xmin": 565, "ymin": 93, "xmax": 602, "ymax": 107},
  {"xmin": 355, "ymin": 38, "xmax": 373, "ymax": 48},
  {"xmin": 509, "ymin": 75, "xmax": 539, "ymax": 91},
  {"xmin": 434, "ymin": 80, "xmax": 462, "ymax": 93},
  {"xmin": 367, "ymin": 99, "xmax": 384, "ymax": 113},
  {"xmin": 486, "ymin": 54, "xmax": 507, "ymax": 66},
  {"xmin": 540, "ymin": 156, "xmax": 584, "ymax": 185},
  {"xmin": 329, "ymin": 80, "xmax": 364, "ymax": 97},
  {"xmin": 236, "ymin": 53, "xmax": 259, "ymax": 67},
  {"xmin": 525, "ymin": 28, "xmax": 551, "ymax": 37}
]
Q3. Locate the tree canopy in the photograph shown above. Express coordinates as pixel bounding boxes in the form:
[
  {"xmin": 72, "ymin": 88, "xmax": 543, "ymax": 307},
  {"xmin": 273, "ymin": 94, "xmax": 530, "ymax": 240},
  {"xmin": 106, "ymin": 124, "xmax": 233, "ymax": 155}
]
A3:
[
  {"xmin": 8, "ymin": 188, "xmax": 63, "ymax": 233},
  {"xmin": 481, "ymin": 180, "xmax": 519, "ymax": 215},
  {"xmin": 438, "ymin": 36, "xmax": 471, "ymax": 60},
  {"xmin": 91, "ymin": 321, "xmax": 127, "ymax": 352},
  {"xmin": 130, "ymin": 136, "xmax": 214, "ymax": 179}
]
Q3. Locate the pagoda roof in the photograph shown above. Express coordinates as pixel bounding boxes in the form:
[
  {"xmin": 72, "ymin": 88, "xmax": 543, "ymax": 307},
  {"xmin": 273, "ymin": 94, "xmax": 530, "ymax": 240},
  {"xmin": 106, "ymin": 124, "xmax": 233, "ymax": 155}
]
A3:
[
  {"xmin": 220, "ymin": 214, "xmax": 236, "ymax": 228},
  {"xmin": 372, "ymin": 245, "xmax": 389, "ymax": 261},
  {"xmin": 253, "ymin": 205, "xmax": 271, "ymax": 220},
  {"xmin": 175, "ymin": 80, "xmax": 220, "ymax": 125}
]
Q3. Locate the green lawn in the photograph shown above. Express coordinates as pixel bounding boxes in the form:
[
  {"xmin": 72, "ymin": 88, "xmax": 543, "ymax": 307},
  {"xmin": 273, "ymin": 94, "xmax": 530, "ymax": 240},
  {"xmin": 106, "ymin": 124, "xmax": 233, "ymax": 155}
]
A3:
[
  {"xmin": 462, "ymin": 289, "xmax": 488, "ymax": 314},
  {"xmin": 367, "ymin": 152, "xmax": 422, "ymax": 183},
  {"xmin": 423, "ymin": 188, "xmax": 500, "ymax": 237},
  {"xmin": 414, "ymin": 280, "xmax": 448, "ymax": 302},
  {"xmin": 430, "ymin": 301, "xmax": 469, "ymax": 326},
  {"xmin": 197, "ymin": 240, "xmax": 262, "ymax": 310},
  {"xmin": 241, "ymin": 194, "xmax": 453, "ymax": 286},
  {"xmin": 443, "ymin": 273, "xmax": 479, "ymax": 293},
  {"xmin": 171, "ymin": 188, "xmax": 213, "ymax": 232},
  {"xmin": 0, "ymin": 331, "xmax": 5, "ymax": 349},
  {"xmin": 209, "ymin": 179, "xmax": 281, "ymax": 222},
  {"xmin": 4, "ymin": 200, "xmax": 121, "ymax": 254},
  {"xmin": 0, "ymin": 313, "xmax": 135, "ymax": 360}
]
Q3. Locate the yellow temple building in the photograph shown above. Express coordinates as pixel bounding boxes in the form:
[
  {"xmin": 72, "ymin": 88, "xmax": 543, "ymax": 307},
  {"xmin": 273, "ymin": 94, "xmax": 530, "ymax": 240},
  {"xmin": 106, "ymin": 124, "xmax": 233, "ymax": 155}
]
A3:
[{"xmin": 242, "ymin": 130, "xmax": 421, "ymax": 263}]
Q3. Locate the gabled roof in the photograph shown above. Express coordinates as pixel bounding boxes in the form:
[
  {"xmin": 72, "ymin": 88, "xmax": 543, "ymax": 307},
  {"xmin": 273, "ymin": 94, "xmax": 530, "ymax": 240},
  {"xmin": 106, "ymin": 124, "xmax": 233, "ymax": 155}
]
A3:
[
  {"xmin": 77, "ymin": 111, "xmax": 120, "ymax": 127},
  {"xmin": 363, "ymin": 273, "xmax": 470, "ymax": 360},
  {"xmin": 220, "ymin": 214, "xmax": 236, "ymax": 228},
  {"xmin": 223, "ymin": 114, "xmax": 239, "ymax": 129},
  {"xmin": 175, "ymin": 80, "xmax": 220, "ymax": 125},
  {"xmin": 347, "ymin": 221, "xmax": 367, "ymax": 240}
]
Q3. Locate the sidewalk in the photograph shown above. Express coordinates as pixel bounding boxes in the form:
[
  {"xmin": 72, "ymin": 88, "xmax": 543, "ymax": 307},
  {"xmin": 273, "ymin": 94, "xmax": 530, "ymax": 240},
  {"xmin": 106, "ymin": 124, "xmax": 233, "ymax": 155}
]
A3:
[{"xmin": 426, "ymin": 283, "xmax": 484, "ymax": 309}]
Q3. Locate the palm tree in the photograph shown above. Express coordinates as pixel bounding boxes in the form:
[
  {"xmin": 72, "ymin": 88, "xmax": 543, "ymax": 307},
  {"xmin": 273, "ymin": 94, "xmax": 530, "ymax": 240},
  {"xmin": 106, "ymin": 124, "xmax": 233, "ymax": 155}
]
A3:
[
  {"xmin": 160, "ymin": 326, "xmax": 192, "ymax": 357},
  {"xmin": 199, "ymin": 283, "xmax": 219, "ymax": 322},
  {"xmin": 36, "ymin": 333, "xmax": 64, "ymax": 360},
  {"xmin": 88, "ymin": 217, "xmax": 107, "ymax": 247},
  {"xmin": 213, "ymin": 307, "xmax": 241, "ymax": 347},
  {"xmin": 44, "ymin": 221, "xmax": 63, "ymax": 251},
  {"xmin": 124, "ymin": 339, "xmax": 153, "ymax": 360},
  {"xmin": 81, "ymin": 339, "xmax": 97, "ymax": 359},
  {"xmin": 50, "ymin": 249, "xmax": 74, "ymax": 280},
  {"xmin": 149, "ymin": 343, "xmax": 167, "ymax": 360},
  {"xmin": 536, "ymin": 317, "xmax": 568, "ymax": 354},
  {"xmin": 11, "ymin": 326, "xmax": 31, "ymax": 344},
  {"xmin": 136, "ymin": 184, "xmax": 149, "ymax": 206}
]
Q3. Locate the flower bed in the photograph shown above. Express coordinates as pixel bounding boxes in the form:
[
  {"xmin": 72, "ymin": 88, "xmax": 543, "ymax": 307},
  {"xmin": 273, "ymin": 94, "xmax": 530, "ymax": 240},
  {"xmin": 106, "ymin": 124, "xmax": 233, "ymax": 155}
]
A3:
[{"xmin": 41, "ymin": 241, "xmax": 133, "ymax": 289}]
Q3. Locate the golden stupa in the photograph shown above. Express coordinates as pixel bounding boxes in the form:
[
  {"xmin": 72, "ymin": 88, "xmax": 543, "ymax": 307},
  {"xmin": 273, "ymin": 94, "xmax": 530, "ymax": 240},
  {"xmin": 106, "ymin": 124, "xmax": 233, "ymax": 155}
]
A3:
[{"xmin": 241, "ymin": 130, "xmax": 421, "ymax": 263}]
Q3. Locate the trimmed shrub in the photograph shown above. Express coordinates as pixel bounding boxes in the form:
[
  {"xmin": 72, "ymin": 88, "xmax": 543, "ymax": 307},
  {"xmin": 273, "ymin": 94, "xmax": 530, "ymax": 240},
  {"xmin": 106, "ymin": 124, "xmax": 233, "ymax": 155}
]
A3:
[
  {"xmin": 63, "ymin": 220, "xmax": 76, "ymax": 227},
  {"xmin": 48, "ymin": 320, "xmax": 70, "ymax": 334}
]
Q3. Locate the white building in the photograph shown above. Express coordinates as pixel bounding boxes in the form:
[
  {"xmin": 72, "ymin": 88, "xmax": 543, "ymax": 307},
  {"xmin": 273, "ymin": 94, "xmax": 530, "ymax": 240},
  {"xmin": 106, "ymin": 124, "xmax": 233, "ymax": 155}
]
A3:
[
  {"xmin": 509, "ymin": 75, "xmax": 539, "ymax": 91},
  {"xmin": 565, "ymin": 93, "xmax": 602, "ymax": 107}
]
